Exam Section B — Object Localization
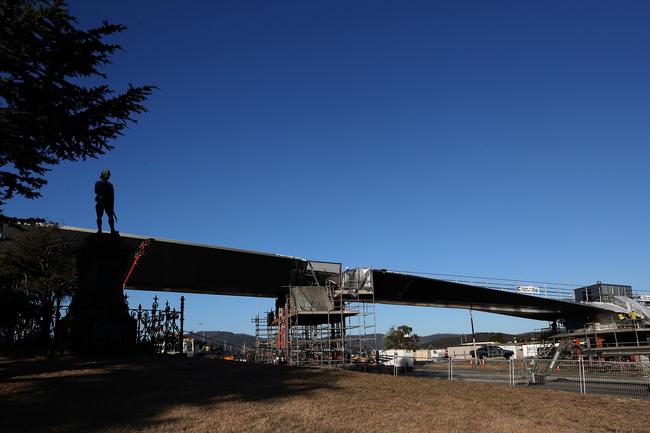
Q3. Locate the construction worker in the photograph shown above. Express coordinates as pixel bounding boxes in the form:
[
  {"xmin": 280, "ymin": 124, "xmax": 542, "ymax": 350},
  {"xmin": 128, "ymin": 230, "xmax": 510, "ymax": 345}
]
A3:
[{"xmin": 95, "ymin": 168, "xmax": 117, "ymax": 234}]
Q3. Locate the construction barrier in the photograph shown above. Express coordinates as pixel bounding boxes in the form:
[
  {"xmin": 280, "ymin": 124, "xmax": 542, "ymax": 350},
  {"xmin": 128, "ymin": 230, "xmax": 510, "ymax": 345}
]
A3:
[{"xmin": 401, "ymin": 358, "xmax": 650, "ymax": 400}]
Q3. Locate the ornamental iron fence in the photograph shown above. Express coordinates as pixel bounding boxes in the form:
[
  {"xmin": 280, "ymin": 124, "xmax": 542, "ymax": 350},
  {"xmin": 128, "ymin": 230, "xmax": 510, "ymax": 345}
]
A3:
[{"xmin": 129, "ymin": 295, "xmax": 185, "ymax": 354}]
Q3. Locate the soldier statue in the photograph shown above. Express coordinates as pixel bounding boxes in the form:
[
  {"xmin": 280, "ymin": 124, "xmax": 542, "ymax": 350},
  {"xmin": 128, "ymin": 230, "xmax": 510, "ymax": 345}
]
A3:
[{"xmin": 95, "ymin": 168, "xmax": 117, "ymax": 234}]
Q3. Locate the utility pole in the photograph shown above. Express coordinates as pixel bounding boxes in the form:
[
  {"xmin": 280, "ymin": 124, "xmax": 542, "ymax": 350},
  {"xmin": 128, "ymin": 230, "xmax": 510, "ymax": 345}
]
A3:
[{"xmin": 470, "ymin": 308, "xmax": 477, "ymax": 368}]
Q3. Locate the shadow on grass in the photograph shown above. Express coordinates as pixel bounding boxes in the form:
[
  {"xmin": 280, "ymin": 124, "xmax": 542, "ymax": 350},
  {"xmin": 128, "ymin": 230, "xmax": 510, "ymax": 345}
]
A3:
[{"xmin": 0, "ymin": 356, "xmax": 340, "ymax": 433}]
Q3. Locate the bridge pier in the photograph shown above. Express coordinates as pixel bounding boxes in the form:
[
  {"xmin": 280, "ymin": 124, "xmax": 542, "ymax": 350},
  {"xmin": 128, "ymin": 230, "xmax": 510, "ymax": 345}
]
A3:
[{"xmin": 66, "ymin": 234, "xmax": 136, "ymax": 354}]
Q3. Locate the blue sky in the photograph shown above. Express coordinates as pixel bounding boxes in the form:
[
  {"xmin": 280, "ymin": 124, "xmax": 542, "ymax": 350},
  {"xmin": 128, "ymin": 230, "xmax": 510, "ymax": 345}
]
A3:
[{"xmin": 6, "ymin": 1, "xmax": 650, "ymax": 336}]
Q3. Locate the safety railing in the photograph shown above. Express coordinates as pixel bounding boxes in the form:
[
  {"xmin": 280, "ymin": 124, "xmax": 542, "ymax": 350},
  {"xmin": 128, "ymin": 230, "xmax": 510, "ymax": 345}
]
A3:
[{"xmin": 386, "ymin": 270, "xmax": 650, "ymax": 302}]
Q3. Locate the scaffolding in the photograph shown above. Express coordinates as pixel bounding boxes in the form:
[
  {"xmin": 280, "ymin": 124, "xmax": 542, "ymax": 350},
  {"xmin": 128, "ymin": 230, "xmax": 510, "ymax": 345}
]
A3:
[
  {"xmin": 252, "ymin": 268, "xmax": 376, "ymax": 366},
  {"xmin": 252, "ymin": 310, "xmax": 280, "ymax": 364}
]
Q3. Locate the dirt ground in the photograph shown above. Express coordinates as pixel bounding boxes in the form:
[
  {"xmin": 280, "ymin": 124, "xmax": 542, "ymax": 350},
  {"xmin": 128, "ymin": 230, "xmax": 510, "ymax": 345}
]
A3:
[{"xmin": 1, "ymin": 356, "xmax": 649, "ymax": 433}]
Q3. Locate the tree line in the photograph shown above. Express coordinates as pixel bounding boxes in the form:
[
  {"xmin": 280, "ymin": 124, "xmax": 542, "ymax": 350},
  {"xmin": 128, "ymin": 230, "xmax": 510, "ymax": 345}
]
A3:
[{"xmin": 0, "ymin": 226, "xmax": 76, "ymax": 354}]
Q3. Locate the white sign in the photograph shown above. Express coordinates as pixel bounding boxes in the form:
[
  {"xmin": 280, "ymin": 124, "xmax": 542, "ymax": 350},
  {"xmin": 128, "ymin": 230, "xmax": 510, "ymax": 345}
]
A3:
[{"xmin": 517, "ymin": 285, "xmax": 540, "ymax": 294}]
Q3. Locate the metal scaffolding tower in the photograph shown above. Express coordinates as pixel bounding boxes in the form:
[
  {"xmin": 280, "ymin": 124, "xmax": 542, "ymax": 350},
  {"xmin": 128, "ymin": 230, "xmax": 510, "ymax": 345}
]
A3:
[{"xmin": 253, "ymin": 268, "xmax": 376, "ymax": 366}]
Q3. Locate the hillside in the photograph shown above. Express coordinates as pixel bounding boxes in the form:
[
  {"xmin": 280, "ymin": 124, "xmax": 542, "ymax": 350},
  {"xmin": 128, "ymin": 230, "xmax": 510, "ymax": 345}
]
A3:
[
  {"xmin": 418, "ymin": 332, "xmax": 522, "ymax": 349},
  {"xmin": 189, "ymin": 331, "xmax": 256, "ymax": 350}
]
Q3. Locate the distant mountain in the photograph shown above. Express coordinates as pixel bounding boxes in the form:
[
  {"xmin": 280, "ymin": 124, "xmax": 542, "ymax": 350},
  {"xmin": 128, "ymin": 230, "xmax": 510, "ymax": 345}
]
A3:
[
  {"xmin": 188, "ymin": 331, "xmax": 256, "ymax": 350},
  {"xmin": 418, "ymin": 333, "xmax": 458, "ymax": 347},
  {"xmin": 417, "ymin": 331, "xmax": 538, "ymax": 349}
]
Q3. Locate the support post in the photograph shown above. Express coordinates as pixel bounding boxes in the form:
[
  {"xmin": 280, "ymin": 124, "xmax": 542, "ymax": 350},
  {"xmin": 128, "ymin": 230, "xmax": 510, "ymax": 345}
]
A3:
[
  {"xmin": 578, "ymin": 357, "xmax": 586, "ymax": 394},
  {"xmin": 470, "ymin": 308, "xmax": 477, "ymax": 368},
  {"xmin": 509, "ymin": 358, "xmax": 512, "ymax": 386},
  {"xmin": 180, "ymin": 296, "xmax": 185, "ymax": 353}
]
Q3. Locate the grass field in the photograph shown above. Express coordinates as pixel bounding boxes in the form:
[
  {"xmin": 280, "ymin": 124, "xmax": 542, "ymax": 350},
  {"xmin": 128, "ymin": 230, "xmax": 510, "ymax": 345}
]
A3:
[{"xmin": 1, "ymin": 356, "xmax": 649, "ymax": 433}]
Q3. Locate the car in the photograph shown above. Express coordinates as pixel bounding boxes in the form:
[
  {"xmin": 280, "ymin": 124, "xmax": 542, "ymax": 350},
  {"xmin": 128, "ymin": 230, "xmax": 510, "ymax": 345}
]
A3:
[{"xmin": 469, "ymin": 344, "xmax": 514, "ymax": 360}]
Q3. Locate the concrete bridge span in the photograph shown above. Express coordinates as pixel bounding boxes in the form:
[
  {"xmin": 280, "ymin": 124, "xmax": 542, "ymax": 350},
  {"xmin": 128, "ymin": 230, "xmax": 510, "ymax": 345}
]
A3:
[{"xmin": 7, "ymin": 225, "xmax": 611, "ymax": 327}]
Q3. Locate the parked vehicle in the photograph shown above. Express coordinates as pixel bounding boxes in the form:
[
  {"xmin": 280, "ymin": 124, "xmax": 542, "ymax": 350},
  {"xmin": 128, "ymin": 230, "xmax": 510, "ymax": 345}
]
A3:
[{"xmin": 469, "ymin": 345, "xmax": 514, "ymax": 360}]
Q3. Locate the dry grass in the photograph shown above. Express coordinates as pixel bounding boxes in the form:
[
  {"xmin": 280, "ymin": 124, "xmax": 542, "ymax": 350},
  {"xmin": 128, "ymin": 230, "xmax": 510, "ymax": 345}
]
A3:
[{"xmin": 1, "ymin": 356, "xmax": 649, "ymax": 433}]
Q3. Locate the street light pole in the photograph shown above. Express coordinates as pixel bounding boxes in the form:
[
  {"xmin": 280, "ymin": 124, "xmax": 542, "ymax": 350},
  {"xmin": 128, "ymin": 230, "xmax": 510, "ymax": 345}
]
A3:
[{"xmin": 470, "ymin": 308, "xmax": 477, "ymax": 368}]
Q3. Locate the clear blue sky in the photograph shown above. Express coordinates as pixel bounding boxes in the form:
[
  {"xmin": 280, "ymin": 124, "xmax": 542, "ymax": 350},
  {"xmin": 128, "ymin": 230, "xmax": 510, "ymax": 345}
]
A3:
[{"xmin": 6, "ymin": 0, "xmax": 650, "ymax": 336}]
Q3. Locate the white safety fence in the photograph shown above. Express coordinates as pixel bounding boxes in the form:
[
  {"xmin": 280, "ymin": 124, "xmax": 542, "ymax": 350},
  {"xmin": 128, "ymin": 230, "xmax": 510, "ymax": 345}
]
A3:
[{"xmin": 401, "ymin": 358, "xmax": 650, "ymax": 400}]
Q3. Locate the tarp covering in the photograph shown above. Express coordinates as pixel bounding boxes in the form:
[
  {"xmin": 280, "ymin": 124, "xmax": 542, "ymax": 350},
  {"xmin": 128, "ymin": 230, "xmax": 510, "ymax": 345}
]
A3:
[
  {"xmin": 330, "ymin": 268, "xmax": 374, "ymax": 292},
  {"xmin": 290, "ymin": 286, "xmax": 333, "ymax": 312}
]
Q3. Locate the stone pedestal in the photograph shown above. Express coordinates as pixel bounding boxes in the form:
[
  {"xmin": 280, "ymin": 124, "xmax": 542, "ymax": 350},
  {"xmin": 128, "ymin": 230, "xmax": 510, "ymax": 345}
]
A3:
[{"xmin": 67, "ymin": 234, "xmax": 136, "ymax": 354}]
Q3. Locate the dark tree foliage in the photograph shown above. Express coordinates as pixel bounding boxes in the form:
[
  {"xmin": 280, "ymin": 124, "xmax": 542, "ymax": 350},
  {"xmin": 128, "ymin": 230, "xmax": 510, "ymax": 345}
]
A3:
[
  {"xmin": 0, "ymin": 225, "xmax": 76, "ymax": 354},
  {"xmin": 384, "ymin": 325, "xmax": 420, "ymax": 350},
  {"xmin": 0, "ymin": 0, "xmax": 155, "ymax": 221}
]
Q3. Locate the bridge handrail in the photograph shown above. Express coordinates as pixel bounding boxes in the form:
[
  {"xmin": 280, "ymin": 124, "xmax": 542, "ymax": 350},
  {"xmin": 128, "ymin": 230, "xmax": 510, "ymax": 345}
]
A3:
[{"xmin": 386, "ymin": 270, "xmax": 650, "ymax": 302}]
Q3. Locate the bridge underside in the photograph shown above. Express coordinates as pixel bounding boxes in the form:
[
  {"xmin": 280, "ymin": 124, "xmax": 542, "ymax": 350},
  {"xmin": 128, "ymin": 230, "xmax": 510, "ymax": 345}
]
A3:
[
  {"xmin": 370, "ymin": 271, "xmax": 602, "ymax": 323},
  {"xmin": 2, "ymin": 225, "xmax": 609, "ymax": 325}
]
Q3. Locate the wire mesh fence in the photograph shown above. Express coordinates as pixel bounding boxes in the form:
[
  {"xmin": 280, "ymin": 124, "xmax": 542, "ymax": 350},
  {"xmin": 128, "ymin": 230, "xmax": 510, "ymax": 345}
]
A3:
[
  {"xmin": 404, "ymin": 357, "xmax": 650, "ymax": 400},
  {"xmin": 582, "ymin": 359, "xmax": 650, "ymax": 399}
]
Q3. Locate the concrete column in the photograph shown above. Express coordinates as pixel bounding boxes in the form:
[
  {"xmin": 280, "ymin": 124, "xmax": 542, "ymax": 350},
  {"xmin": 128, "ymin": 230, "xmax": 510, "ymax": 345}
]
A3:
[{"xmin": 67, "ymin": 234, "xmax": 136, "ymax": 354}]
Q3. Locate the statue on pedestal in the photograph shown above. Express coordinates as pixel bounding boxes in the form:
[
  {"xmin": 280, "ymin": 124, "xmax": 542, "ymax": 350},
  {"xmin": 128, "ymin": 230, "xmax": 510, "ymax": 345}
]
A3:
[{"xmin": 95, "ymin": 168, "xmax": 117, "ymax": 234}]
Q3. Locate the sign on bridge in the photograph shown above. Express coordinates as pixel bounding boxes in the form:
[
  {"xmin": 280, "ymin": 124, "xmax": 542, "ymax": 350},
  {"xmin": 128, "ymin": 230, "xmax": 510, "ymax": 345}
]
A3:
[{"xmin": 517, "ymin": 285, "xmax": 541, "ymax": 295}]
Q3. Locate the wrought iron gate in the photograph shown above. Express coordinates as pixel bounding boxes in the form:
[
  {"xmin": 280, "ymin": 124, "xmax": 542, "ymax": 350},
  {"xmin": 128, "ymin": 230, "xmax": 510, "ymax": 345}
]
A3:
[{"xmin": 129, "ymin": 295, "xmax": 185, "ymax": 354}]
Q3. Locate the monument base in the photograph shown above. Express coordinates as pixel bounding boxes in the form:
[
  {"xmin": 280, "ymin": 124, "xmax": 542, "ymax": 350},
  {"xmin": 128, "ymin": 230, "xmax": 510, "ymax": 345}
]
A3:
[{"xmin": 66, "ymin": 234, "xmax": 136, "ymax": 354}]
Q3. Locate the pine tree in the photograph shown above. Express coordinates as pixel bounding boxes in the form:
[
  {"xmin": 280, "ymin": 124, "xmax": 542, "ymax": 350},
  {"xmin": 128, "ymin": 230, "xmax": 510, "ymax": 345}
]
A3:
[{"xmin": 0, "ymin": 0, "xmax": 155, "ymax": 221}]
